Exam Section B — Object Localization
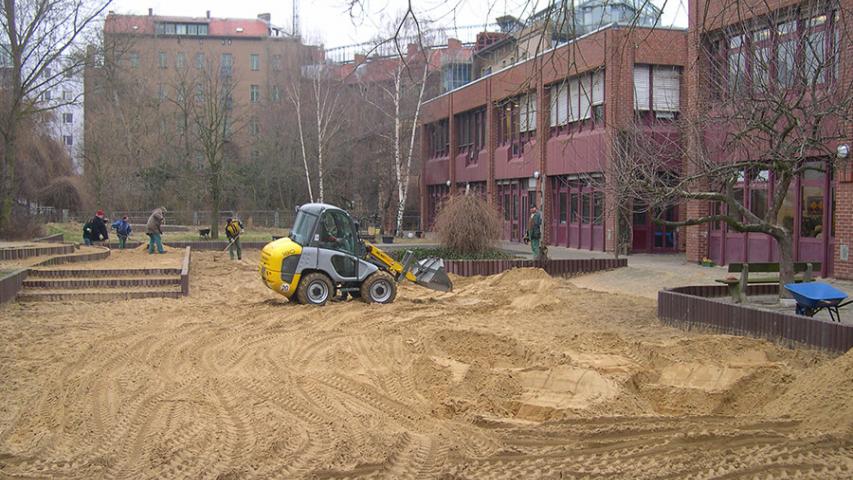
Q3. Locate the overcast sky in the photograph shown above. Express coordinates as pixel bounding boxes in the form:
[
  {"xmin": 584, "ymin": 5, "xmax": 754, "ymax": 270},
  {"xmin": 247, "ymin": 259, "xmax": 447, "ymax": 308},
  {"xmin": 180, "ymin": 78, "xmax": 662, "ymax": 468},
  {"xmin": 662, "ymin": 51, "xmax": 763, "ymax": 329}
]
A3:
[{"xmin": 109, "ymin": 0, "xmax": 688, "ymax": 48}]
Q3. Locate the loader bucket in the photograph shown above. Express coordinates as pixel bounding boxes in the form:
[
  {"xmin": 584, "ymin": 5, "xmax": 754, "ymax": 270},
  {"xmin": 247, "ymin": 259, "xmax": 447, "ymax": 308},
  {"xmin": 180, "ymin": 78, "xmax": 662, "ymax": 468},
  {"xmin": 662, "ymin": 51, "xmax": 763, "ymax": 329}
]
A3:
[{"xmin": 413, "ymin": 257, "xmax": 453, "ymax": 292}]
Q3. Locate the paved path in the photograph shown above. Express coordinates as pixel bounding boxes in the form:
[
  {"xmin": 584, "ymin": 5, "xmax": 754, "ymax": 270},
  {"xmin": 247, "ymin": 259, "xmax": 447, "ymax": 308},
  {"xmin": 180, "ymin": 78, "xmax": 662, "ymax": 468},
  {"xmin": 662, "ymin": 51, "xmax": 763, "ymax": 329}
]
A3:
[{"xmin": 501, "ymin": 242, "xmax": 853, "ymax": 313}]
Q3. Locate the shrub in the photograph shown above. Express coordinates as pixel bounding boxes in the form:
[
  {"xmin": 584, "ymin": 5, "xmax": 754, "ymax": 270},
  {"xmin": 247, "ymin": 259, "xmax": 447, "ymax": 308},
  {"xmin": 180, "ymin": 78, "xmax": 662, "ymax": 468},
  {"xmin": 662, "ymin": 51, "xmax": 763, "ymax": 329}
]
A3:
[
  {"xmin": 0, "ymin": 211, "xmax": 45, "ymax": 240},
  {"xmin": 434, "ymin": 194, "xmax": 502, "ymax": 255}
]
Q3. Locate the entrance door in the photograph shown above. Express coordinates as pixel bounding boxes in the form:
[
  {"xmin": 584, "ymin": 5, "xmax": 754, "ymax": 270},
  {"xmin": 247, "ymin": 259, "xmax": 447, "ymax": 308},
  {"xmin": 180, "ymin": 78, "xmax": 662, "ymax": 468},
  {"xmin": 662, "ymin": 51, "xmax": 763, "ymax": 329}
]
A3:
[
  {"xmin": 652, "ymin": 206, "xmax": 678, "ymax": 251},
  {"xmin": 632, "ymin": 202, "xmax": 650, "ymax": 251}
]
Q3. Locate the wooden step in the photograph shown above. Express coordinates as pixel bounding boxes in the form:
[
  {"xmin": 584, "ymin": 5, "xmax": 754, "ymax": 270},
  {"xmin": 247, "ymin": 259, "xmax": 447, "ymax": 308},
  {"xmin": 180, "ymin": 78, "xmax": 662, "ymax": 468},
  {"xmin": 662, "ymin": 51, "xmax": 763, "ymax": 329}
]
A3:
[
  {"xmin": 23, "ymin": 276, "xmax": 180, "ymax": 289},
  {"xmin": 27, "ymin": 268, "xmax": 182, "ymax": 278},
  {"xmin": 17, "ymin": 286, "xmax": 183, "ymax": 302}
]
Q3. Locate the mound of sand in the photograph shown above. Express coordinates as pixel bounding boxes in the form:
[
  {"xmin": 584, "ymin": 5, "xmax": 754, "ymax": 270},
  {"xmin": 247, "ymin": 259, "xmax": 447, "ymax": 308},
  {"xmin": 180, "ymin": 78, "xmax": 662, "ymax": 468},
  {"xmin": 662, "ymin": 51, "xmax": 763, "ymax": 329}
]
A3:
[{"xmin": 763, "ymin": 348, "xmax": 853, "ymax": 435}]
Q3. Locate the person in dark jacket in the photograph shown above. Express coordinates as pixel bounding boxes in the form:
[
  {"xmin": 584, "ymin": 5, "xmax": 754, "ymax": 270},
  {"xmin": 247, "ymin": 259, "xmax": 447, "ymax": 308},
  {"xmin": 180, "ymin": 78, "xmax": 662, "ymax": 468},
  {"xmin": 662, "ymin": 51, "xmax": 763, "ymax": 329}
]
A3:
[
  {"xmin": 146, "ymin": 207, "xmax": 167, "ymax": 254},
  {"xmin": 523, "ymin": 205, "xmax": 542, "ymax": 258},
  {"xmin": 111, "ymin": 216, "xmax": 132, "ymax": 249},
  {"xmin": 84, "ymin": 210, "xmax": 109, "ymax": 245}
]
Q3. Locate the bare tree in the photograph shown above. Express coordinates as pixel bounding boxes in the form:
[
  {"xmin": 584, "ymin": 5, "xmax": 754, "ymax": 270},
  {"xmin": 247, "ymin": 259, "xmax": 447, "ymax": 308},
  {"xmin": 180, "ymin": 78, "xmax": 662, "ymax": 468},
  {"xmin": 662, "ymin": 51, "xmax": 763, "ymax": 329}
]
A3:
[
  {"xmin": 615, "ymin": 0, "xmax": 851, "ymax": 290},
  {"xmin": 0, "ymin": 0, "xmax": 112, "ymax": 230},
  {"xmin": 191, "ymin": 59, "xmax": 242, "ymax": 239},
  {"xmin": 286, "ymin": 70, "xmax": 315, "ymax": 203}
]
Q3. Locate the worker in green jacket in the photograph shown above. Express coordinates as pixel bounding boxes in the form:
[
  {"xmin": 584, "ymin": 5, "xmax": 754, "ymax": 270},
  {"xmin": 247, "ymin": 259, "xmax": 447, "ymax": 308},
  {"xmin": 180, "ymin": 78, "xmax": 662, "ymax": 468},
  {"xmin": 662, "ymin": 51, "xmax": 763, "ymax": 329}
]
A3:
[{"xmin": 524, "ymin": 205, "xmax": 542, "ymax": 258}]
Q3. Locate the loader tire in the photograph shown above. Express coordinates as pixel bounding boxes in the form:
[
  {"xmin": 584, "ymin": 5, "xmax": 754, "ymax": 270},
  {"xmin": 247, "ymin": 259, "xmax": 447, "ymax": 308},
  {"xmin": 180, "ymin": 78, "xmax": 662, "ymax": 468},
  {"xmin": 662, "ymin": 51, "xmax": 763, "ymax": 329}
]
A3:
[
  {"xmin": 296, "ymin": 272, "xmax": 334, "ymax": 306},
  {"xmin": 360, "ymin": 271, "xmax": 397, "ymax": 304}
]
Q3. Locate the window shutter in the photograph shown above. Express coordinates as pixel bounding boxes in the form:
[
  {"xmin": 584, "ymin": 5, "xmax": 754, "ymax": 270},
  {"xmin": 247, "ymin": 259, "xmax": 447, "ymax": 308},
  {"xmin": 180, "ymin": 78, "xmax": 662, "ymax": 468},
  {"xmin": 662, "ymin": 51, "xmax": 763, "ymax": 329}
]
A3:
[
  {"xmin": 633, "ymin": 65, "xmax": 650, "ymax": 110},
  {"xmin": 579, "ymin": 75, "xmax": 591, "ymax": 120},
  {"xmin": 652, "ymin": 66, "xmax": 680, "ymax": 112},
  {"xmin": 558, "ymin": 82, "xmax": 568, "ymax": 125},
  {"xmin": 550, "ymin": 85, "xmax": 560, "ymax": 127},
  {"xmin": 592, "ymin": 69, "xmax": 604, "ymax": 105},
  {"xmin": 528, "ymin": 92, "xmax": 537, "ymax": 131},
  {"xmin": 569, "ymin": 78, "xmax": 580, "ymax": 122}
]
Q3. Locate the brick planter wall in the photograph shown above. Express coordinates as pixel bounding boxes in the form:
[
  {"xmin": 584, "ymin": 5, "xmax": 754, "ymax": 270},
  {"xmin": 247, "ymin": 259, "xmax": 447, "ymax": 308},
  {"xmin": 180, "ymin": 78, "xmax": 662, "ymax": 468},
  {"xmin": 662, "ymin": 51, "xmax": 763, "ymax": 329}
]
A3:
[
  {"xmin": 658, "ymin": 285, "xmax": 853, "ymax": 353},
  {"xmin": 444, "ymin": 258, "xmax": 627, "ymax": 277}
]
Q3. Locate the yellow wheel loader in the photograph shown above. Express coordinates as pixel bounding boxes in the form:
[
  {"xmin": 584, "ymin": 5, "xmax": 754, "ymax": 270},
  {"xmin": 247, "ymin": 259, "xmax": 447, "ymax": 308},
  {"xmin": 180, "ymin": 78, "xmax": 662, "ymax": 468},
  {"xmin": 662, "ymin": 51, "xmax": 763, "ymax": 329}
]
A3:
[{"xmin": 259, "ymin": 203, "xmax": 452, "ymax": 305}]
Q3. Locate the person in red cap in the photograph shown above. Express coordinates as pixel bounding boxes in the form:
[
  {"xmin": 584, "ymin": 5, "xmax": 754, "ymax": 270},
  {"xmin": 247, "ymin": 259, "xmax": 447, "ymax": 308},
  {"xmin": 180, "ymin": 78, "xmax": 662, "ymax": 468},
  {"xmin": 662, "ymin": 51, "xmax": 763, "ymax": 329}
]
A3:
[{"xmin": 83, "ymin": 209, "xmax": 109, "ymax": 245}]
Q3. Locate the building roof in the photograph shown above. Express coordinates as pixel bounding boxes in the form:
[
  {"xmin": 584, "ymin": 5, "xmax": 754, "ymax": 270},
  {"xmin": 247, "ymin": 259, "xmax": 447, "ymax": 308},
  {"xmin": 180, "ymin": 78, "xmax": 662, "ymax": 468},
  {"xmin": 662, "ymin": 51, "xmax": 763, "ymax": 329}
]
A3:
[{"xmin": 104, "ymin": 13, "xmax": 271, "ymax": 38}]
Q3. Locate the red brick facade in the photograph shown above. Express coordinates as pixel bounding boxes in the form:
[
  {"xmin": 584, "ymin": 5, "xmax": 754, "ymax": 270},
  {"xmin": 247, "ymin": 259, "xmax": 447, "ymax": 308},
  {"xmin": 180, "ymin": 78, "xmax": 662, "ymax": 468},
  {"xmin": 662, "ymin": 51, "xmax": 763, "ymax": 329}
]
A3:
[
  {"xmin": 836, "ymin": 171, "xmax": 853, "ymax": 279},
  {"xmin": 420, "ymin": 25, "xmax": 688, "ymax": 253},
  {"xmin": 686, "ymin": 0, "xmax": 853, "ymax": 279}
]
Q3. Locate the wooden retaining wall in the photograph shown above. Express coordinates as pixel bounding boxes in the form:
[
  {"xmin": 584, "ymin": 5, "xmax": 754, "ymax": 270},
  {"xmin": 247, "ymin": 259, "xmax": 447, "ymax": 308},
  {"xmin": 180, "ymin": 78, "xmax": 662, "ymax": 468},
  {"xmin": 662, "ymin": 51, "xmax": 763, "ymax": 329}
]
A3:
[
  {"xmin": 0, "ymin": 243, "xmax": 75, "ymax": 260},
  {"xmin": 658, "ymin": 285, "xmax": 853, "ymax": 353},
  {"xmin": 443, "ymin": 258, "xmax": 627, "ymax": 277},
  {"xmin": 0, "ymin": 269, "xmax": 27, "ymax": 305},
  {"xmin": 31, "ymin": 247, "xmax": 110, "ymax": 267}
]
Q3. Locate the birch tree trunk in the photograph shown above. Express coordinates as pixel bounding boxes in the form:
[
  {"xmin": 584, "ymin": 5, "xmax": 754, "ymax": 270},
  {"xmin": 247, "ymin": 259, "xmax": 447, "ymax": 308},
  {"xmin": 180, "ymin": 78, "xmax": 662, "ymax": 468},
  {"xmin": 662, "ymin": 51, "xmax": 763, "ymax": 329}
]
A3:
[
  {"xmin": 288, "ymin": 82, "xmax": 314, "ymax": 203},
  {"xmin": 395, "ymin": 62, "xmax": 430, "ymax": 236}
]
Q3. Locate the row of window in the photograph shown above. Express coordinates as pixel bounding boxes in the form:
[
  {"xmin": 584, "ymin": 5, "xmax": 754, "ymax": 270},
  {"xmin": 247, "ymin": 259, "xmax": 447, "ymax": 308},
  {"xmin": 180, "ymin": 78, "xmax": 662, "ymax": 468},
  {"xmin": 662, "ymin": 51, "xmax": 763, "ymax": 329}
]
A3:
[
  {"xmin": 455, "ymin": 108, "xmax": 486, "ymax": 158},
  {"xmin": 155, "ymin": 22, "xmax": 209, "ymax": 37},
  {"xmin": 709, "ymin": 8, "xmax": 839, "ymax": 98},
  {"xmin": 497, "ymin": 92, "xmax": 537, "ymax": 156},
  {"xmin": 710, "ymin": 161, "xmax": 834, "ymax": 238},
  {"xmin": 156, "ymin": 83, "xmax": 276, "ymax": 104},
  {"xmin": 128, "ymin": 51, "xmax": 280, "ymax": 72},
  {"xmin": 428, "ymin": 63, "xmax": 679, "ymax": 157},
  {"xmin": 426, "ymin": 120, "xmax": 450, "ymax": 158},
  {"xmin": 40, "ymin": 90, "xmax": 76, "ymax": 102},
  {"xmin": 555, "ymin": 190, "xmax": 605, "ymax": 225},
  {"xmin": 549, "ymin": 70, "xmax": 604, "ymax": 127}
]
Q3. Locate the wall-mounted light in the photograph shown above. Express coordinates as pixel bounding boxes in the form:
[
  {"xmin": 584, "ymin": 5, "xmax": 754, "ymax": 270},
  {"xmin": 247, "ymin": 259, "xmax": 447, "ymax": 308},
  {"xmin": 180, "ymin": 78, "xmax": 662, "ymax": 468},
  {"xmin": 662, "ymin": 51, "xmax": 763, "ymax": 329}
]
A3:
[
  {"xmin": 533, "ymin": 170, "xmax": 540, "ymax": 179},
  {"xmin": 837, "ymin": 144, "xmax": 849, "ymax": 159},
  {"xmin": 445, "ymin": 180, "xmax": 451, "ymax": 187}
]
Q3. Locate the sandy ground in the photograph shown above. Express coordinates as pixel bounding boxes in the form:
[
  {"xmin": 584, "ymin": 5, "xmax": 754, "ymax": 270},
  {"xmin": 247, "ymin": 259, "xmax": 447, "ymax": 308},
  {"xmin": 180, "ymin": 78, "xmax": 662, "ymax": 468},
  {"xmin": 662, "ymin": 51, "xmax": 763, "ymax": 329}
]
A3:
[
  {"xmin": 41, "ymin": 244, "xmax": 185, "ymax": 270},
  {"xmin": 1, "ymin": 251, "xmax": 853, "ymax": 478}
]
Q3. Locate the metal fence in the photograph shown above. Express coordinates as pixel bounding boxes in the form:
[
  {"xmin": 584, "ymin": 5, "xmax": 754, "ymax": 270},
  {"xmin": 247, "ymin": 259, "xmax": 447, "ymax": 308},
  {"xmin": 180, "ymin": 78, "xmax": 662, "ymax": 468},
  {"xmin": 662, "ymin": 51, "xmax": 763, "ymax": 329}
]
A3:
[
  {"xmin": 82, "ymin": 209, "xmax": 421, "ymax": 232},
  {"xmin": 109, "ymin": 210, "xmax": 296, "ymax": 228}
]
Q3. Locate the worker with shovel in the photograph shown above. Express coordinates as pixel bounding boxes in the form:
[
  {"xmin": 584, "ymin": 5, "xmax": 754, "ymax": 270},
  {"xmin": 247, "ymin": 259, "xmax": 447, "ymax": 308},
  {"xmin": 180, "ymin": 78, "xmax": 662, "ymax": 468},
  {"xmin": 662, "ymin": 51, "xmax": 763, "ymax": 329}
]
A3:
[{"xmin": 225, "ymin": 217, "xmax": 244, "ymax": 261}]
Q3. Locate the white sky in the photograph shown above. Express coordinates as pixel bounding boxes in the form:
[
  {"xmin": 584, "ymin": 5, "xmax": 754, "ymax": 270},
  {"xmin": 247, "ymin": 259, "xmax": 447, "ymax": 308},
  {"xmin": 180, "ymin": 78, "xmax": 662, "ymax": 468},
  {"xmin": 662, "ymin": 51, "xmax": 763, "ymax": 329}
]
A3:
[{"xmin": 109, "ymin": 0, "xmax": 688, "ymax": 48}]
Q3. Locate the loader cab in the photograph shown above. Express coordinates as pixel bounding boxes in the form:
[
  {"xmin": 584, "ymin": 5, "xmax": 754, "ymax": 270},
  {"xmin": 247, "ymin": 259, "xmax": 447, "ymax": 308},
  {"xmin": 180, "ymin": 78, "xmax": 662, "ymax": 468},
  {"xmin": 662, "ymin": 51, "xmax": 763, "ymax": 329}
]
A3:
[
  {"xmin": 292, "ymin": 204, "xmax": 366, "ymax": 279},
  {"xmin": 292, "ymin": 205, "xmax": 359, "ymax": 249}
]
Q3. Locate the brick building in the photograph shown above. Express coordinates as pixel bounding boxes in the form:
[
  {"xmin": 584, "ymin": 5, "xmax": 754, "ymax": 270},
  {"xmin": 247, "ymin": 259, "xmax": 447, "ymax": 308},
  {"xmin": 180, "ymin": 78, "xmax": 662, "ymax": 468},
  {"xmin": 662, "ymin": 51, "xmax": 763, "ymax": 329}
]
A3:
[
  {"xmin": 87, "ymin": 9, "xmax": 313, "ymax": 170},
  {"xmin": 419, "ymin": 24, "xmax": 688, "ymax": 253},
  {"xmin": 685, "ymin": 0, "xmax": 853, "ymax": 280}
]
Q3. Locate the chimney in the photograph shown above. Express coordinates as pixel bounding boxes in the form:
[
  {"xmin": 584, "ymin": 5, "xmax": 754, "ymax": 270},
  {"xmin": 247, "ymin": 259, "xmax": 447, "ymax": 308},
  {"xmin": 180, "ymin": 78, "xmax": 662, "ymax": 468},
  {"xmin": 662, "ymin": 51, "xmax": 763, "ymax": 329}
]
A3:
[
  {"xmin": 257, "ymin": 13, "xmax": 271, "ymax": 23},
  {"xmin": 407, "ymin": 43, "xmax": 418, "ymax": 56},
  {"xmin": 354, "ymin": 54, "xmax": 366, "ymax": 65},
  {"xmin": 206, "ymin": 10, "xmax": 211, "ymax": 19},
  {"xmin": 148, "ymin": 8, "xmax": 152, "ymax": 16},
  {"xmin": 447, "ymin": 38, "xmax": 462, "ymax": 49}
]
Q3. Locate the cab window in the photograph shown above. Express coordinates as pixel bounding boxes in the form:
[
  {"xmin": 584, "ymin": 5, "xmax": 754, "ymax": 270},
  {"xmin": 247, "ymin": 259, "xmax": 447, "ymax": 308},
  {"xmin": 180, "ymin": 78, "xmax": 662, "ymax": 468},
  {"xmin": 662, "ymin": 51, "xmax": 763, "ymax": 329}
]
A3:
[{"xmin": 312, "ymin": 210, "xmax": 357, "ymax": 255}]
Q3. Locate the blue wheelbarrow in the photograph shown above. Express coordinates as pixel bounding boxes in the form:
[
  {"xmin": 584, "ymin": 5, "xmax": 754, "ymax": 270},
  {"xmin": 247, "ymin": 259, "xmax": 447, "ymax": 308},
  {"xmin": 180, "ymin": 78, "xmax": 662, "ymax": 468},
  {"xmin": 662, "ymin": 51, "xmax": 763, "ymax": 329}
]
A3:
[{"xmin": 784, "ymin": 282, "xmax": 852, "ymax": 323}]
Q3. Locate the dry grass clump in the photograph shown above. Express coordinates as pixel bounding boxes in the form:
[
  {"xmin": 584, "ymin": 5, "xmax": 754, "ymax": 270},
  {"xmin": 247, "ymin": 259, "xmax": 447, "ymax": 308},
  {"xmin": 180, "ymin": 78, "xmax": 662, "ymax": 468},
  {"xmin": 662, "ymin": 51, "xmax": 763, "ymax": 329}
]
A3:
[{"xmin": 434, "ymin": 194, "xmax": 502, "ymax": 255}]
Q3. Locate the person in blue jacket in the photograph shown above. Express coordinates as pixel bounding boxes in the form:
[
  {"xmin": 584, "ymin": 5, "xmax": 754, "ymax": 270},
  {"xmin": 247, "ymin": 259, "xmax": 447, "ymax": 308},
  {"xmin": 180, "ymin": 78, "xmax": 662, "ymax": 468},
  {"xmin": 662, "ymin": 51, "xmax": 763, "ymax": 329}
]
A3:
[{"xmin": 111, "ymin": 215, "xmax": 132, "ymax": 249}]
